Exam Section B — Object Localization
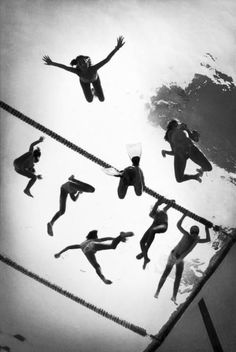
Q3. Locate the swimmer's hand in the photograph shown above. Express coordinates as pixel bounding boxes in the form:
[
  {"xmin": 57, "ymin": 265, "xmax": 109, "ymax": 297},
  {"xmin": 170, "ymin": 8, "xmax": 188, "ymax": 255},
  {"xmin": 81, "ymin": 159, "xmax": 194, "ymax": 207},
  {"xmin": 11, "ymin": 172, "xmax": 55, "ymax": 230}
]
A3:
[
  {"xmin": 43, "ymin": 55, "xmax": 53, "ymax": 65},
  {"xmin": 161, "ymin": 150, "xmax": 166, "ymax": 158},
  {"xmin": 116, "ymin": 36, "xmax": 125, "ymax": 50}
]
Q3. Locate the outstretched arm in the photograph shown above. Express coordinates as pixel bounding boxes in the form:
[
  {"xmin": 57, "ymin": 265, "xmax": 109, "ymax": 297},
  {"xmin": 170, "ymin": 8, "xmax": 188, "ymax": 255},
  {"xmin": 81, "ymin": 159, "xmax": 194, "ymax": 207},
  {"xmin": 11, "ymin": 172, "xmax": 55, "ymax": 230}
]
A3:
[
  {"xmin": 29, "ymin": 136, "xmax": 44, "ymax": 152},
  {"xmin": 198, "ymin": 226, "xmax": 211, "ymax": 243},
  {"xmin": 93, "ymin": 36, "xmax": 125, "ymax": 71},
  {"xmin": 177, "ymin": 213, "xmax": 189, "ymax": 236},
  {"xmin": 43, "ymin": 55, "xmax": 77, "ymax": 73},
  {"xmin": 55, "ymin": 245, "xmax": 81, "ymax": 258}
]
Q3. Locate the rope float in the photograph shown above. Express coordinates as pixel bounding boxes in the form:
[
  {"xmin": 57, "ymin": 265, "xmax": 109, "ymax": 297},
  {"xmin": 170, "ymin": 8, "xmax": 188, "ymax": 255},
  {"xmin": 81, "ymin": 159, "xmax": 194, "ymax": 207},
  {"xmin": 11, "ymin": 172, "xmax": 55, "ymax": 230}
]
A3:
[
  {"xmin": 0, "ymin": 253, "xmax": 148, "ymax": 337},
  {"xmin": 0, "ymin": 100, "xmax": 217, "ymax": 228}
]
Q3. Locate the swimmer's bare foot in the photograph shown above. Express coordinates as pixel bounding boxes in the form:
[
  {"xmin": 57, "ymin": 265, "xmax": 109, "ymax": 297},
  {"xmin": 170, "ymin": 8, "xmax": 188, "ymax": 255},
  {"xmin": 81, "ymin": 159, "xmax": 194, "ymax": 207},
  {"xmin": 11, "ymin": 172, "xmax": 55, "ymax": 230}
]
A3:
[
  {"xmin": 171, "ymin": 296, "xmax": 178, "ymax": 305},
  {"xmin": 104, "ymin": 279, "xmax": 112, "ymax": 285},
  {"xmin": 54, "ymin": 253, "xmax": 60, "ymax": 259},
  {"xmin": 47, "ymin": 223, "xmax": 54, "ymax": 236},
  {"xmin": 196, "ymin": 168, "xmax": 203, "ymax": 177},
  {"xmin": 120, "ymin": 231, "xmax": 134, "ymax": 242},
  {"xmin": 24, "ymin": 189, "xmax": 33, "ymax": 197},
  {"xmin": 143, "ymin": 258, "xmax": 150, "ymax": 270},
  {"xmin": 136, "ymin": 253, "xmax": 143, "ymax": 260},
  {"xmin": 154, "ymin": 292, "xmax": 159, "ymax": 299}
]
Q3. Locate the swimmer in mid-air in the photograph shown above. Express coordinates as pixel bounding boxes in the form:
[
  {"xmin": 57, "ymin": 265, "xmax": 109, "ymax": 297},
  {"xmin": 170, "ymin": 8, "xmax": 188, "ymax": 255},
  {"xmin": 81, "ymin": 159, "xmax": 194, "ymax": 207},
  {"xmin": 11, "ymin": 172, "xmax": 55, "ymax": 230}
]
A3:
[
  {"xmin": 13, "ymin": 136, "xmax": 44, "ymax": 197},
  {"xmin": 54, "ymin": 230, "xmax": 134, "ymax": 284},
  {"xmin": 154, "ymin": 212, "xmax": 211, "ymax": 304},
  {"xmin": 136, "ymin": 198, "xmax": 175, "ymax": 269},
  {"xmin": 162, "ymin": 119, "xmax": 212, "ymax": 183},
  {"xmin": 43, "ymin": 36, "xmax": 125, "ymax": 102},
  {"xmin": 47, "ymin": 175, "xmax": 95, "ymax": 236},
  {"xmin": 104, "ymin": 143, "xmax": 145, "ymax": 199}
]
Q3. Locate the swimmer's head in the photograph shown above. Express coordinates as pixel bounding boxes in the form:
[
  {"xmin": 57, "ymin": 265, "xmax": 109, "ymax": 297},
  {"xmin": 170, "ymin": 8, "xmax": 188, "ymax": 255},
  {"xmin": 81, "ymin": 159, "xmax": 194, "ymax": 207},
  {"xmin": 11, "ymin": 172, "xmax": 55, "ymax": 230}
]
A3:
[
  {"xmin": 86, "ymin": 230, "xmax": 98, "ymax": 240},
  {"xmin": 190, "ymin": 225, "xmax": 199, "ymax": 237},
  {"xmin": 70, "ymin": 55, "xmax": 91, "ymax": 70},
  {"xmin": 164, "ymin": 119, "xmax": 179, "ymax": 141},
  {"xmin": 131, "ymin": 156, "xmax": 140, "ymax": 166},
  {"xmin": 33, "ymin": 147, "xmax": 41, "ymax": 162}
]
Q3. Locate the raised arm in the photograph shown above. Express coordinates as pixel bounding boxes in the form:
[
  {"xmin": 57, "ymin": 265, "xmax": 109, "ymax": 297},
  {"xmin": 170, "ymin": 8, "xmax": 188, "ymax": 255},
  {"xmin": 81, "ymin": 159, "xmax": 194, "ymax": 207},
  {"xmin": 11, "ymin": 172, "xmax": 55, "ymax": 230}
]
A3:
[
  {"xmin": 43, "ymin": 55, "xmax": 77, "ymax": 73},
  {"xmin": 93, "ymin": 36, "xmax": 125, "ymax": 71},
  {"xmin": 198, "ymin": 226, "xmax": 211, "ymax": 243},
  {"xmin": 149, "ymin": 197, "xmax": 164, "ymax": 218},
  {"xmin": 177, "ymin": 213, "xmax": 189, "ymax": 236},
  {"xmin": 163, "ymin": 199, "xmax": 175, "ymax": 212},
  {"xmin": 54, "ymin": 244, "xmax": 81, "ymax": 258},
  {"xmin": 29, "ymin": 136, "xmax": 44, "ymax": 152}
]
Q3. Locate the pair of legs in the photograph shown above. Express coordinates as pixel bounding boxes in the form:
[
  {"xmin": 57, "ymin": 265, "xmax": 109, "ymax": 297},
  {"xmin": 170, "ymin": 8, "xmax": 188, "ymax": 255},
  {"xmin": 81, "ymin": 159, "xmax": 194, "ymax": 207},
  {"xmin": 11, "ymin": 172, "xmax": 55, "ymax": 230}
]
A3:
[
  {"xmin": 80, "ymin": 76, "xmax": 104, "ymax": 102},
  {"xmin": 174, "ymin": 146, "xmax": 212, "ymax": 183},
  {"xmin": 154, "ymin": 253, "xmax": 184, "ymax": 305},
  {"xmin": 136, "ymin": 223, "xmax": 168, "ymax": 269},
  {"xmin": 15, "ymin": 167, "xmax": 38, "ymax": 197},
  {"xmin": 47, "ymin": 188, "xmax": 68, "ymax": 236},
  {"xmin": 118, "ymin": 168, "xmax": 143, "ymax": 199}
]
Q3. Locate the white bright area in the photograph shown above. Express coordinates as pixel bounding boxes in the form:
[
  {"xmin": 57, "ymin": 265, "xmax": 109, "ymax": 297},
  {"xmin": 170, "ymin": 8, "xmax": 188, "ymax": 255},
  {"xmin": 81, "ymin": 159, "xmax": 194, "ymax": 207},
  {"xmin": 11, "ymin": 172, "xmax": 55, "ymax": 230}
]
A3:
[{"xmin": 0, "ymin": 1, "xmax": 236, "ymax": 351}]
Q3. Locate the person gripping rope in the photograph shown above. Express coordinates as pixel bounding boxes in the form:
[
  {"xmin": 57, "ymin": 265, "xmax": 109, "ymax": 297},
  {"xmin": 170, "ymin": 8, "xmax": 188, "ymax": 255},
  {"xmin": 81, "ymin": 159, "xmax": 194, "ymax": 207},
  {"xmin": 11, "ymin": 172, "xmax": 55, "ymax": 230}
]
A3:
[
  {"xmin": 154, "ymin": 212, "xmax": 211, "ymax": 304},
  {"xmin": 136, "ymin": 198, "xmax": 175, "ymax": 269}
]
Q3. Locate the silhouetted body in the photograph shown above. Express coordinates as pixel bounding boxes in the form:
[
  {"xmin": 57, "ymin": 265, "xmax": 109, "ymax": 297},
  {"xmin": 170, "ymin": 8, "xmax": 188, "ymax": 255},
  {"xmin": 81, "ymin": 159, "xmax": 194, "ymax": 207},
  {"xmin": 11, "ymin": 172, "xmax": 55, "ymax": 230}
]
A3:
[
  {"xmin": 54, "ymin": 230, "xmax": 134, "ymax": 284},
  {"xmin": 136, "ymin": 198, "xmax": 175, "ymax": 269},
  {"xmin": 154, "ymin": 213, "xmax": 211, "ymax": 304},
  {"xmin": 162, "ymin": 119, "xmax": 212, "ymax": 183},
  {"xmin": 43, "ymin": 36, "xmax": 125, "ymax": 102},
  {"xmin": 47, "ymin": 175, "xmax": 95, "ymax": 236},
  {"xmin": 13, "ymin": 137, "xmax": 44, "ymax": 197}
]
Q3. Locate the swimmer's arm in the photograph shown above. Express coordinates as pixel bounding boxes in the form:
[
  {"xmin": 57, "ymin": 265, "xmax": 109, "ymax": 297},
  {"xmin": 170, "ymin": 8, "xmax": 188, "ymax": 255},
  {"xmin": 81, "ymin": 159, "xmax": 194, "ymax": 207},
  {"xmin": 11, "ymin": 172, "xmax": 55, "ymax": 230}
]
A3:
[
  {"xmin": 95, "ymin": 237, "xmax": 114, "ymax": 242},
  {"xmin": 140, "ymin": 170, "xmax": 145, "ymax": 186},
  {"xmin": 70, "ymin": 191, "xmax": 82, "ymax": 201},
  {"xmin": 149, "ymin": 197, "xmax": 164, "ymax": 218},
  {"xmin": 198, "ymin": 226, "xmax": 211, "ymax": 243},
  {"xmin": 43, "ymin": 55, "xmax": 77, "ymax": 73},
  {"xmin": 55, "ymin": 245, "xmax": 81, "ymax": 256},
  {"xmin": 93, "ymin": 36, "xmax": 125, "ymax": 71},
  {"xmin": 177, "ymin": 214, "xmax": 189, "ymax": 236},
  {"xmin": 163, "ymin": 199, "xmax": 175, "ymax": 212},
  {"xmin": 29, "ymin": 136, "xmax": 44, "ymax": 152},
  {"xmin": 161, "ymin": 149, "xmax": 174, "ymax": 157}
]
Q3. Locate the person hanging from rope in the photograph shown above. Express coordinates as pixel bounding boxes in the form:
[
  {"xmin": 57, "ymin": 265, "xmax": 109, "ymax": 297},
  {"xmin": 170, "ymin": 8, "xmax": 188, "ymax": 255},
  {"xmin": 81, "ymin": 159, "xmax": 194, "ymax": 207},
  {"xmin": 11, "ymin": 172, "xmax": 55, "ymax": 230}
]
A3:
[
  {"xmin": 47, "ymin": 175, "xmax": 95, "ymax": 236},
  {"xmin": 136, "ymin": 197, "xmax": 175, "ymax": 269},
  {"xmin": 161, "ymin": 119, "xmax": 212, "ymax": 183},
  {"xmin": 54, "ymin": 230, "xmax": 134, "ymax": 284},
  {"xmin": 13, "ymin": 136, "xmax": 44, "ymax": 197},
  {"xmin": 154, "ymin": 212, "xmax": 211, "ymax": 304},
  {"xmin": 103, "ymin": 143, "xmax": 145, "ymax": 199},
  {"xmin": 42, "ymin": 36, "xmax": 125, "ymax": 102}
]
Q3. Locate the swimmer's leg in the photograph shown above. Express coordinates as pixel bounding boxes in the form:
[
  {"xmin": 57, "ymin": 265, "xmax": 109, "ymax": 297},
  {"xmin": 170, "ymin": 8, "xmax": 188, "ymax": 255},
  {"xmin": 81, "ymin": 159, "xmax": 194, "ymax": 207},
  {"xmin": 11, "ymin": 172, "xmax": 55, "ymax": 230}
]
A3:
[
  {"xmin": 174, "ymin": 154, "xmax": 202, "ymax": 183},
  {"xmin": 79, "ymin": 80, "xmax": 93, "ymax": 103},
  {"xmin": 154, "ymin": 260, "xmax": 174, "ymax": 298},
  {"xmin": 15, "ymin": 168, "xmax": 37, "ymax": 197},
  {"xmin": 134, "ymin": 169, "xmax": 144, "ymax": 196},
  {"xmin": 92, "ymin": 76, "xmax": 105, "ymax": 102},
  {"xmin": 117, "ymin": 177, "xmax": 129, "ymax": 199},
  {"xmin": 85, "ymin": 252, "xmax": 112, "ymax": 284},
  {"xmin": 47, "ymin": 189, "xmax": 68, "ymax": 236},
  {"xmin": 189, "ymin": 146, "xmax": 212, "ymax": 174},
  {"xmin": 171, "ymin": 260, "xmax": 184, "ymax": 305}
]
